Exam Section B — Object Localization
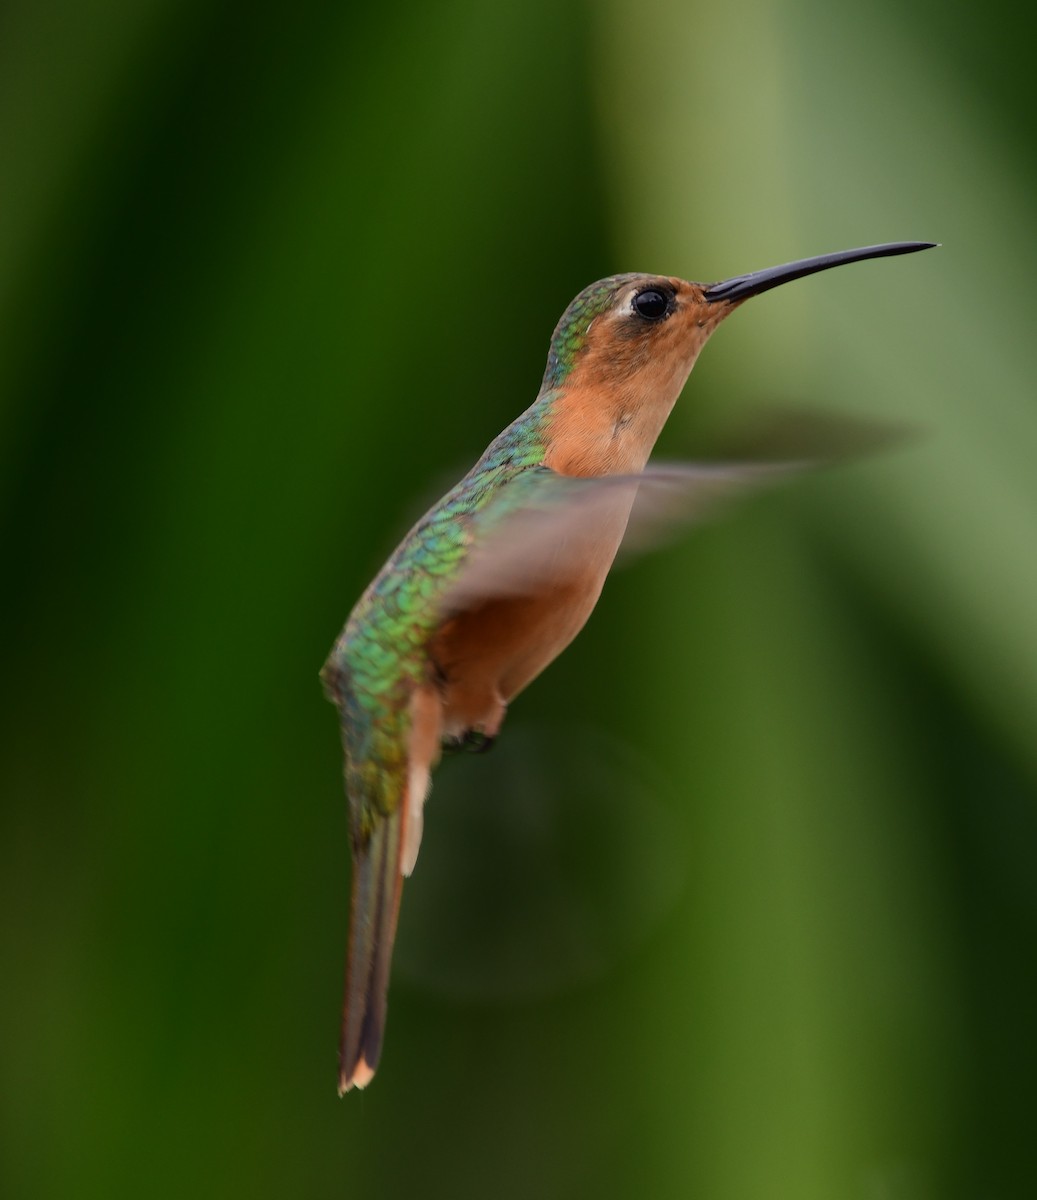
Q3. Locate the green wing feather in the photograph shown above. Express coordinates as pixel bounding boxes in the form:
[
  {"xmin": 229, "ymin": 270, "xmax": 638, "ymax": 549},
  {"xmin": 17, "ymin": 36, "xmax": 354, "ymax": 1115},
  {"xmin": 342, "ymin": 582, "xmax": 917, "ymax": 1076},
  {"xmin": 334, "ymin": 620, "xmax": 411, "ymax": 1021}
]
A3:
[{"xmin": 322, "ymin": 398, "xmax": 554, "ymax": 1091}]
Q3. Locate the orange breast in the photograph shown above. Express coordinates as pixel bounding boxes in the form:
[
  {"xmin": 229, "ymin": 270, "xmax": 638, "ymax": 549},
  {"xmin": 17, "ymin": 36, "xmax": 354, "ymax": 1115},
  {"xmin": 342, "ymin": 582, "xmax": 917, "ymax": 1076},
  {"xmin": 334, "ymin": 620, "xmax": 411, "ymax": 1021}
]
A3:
[{"xmin": 429, "ymin": 504, "xmax": 630, "ymax": 738}]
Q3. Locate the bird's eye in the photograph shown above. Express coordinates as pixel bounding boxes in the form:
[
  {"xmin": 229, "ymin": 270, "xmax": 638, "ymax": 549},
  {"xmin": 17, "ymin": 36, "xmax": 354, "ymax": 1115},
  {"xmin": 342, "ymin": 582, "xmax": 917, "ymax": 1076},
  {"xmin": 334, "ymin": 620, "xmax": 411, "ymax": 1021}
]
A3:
[{"xmin": 631, "ymin": 288, "xmax": 670, "ymax": 321}]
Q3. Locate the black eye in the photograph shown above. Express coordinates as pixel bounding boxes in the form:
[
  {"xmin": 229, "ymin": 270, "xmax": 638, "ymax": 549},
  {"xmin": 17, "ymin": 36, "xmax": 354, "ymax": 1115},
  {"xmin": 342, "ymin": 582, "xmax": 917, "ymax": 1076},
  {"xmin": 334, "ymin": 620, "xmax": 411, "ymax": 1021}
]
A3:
[{"xmin": 632, "ymin": 288, "xmax": 670, "ymax": 321}]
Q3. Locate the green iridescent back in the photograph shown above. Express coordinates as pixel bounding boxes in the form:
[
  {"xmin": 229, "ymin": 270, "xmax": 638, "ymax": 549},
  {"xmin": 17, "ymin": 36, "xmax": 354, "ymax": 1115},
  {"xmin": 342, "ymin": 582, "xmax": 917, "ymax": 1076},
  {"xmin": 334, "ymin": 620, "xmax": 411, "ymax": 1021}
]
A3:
[
  {"xmin": 323, "ymin": 394, "xmax": 555, "ymax": 840},
  {"xmin": 324, "ymin": 274, "xmax": 635, "ymax": 842}
]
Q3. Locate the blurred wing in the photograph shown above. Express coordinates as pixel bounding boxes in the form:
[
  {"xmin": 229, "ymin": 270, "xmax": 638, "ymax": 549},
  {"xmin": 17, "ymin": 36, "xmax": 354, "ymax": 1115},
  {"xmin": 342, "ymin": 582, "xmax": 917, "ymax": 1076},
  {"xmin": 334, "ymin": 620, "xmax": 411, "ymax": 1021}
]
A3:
[
  {"xmin": 702, "ymin": 404, "xmax": 918, "ymax": 464},
  {"xmin": 619, "ymin": 460, "xmax": 802, "ymax": 557},
  {"xmin": 446, "ymin": 461, "xmax": 801, "ymax": 610}
]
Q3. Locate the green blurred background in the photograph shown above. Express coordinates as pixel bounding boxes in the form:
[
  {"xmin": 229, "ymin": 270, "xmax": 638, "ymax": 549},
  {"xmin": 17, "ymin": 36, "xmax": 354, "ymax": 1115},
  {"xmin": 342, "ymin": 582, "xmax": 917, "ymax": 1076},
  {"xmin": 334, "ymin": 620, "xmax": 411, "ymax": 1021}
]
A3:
[{"xmin": 2, "ymin": 1, "xmax": 1035, "ymax": 1197}]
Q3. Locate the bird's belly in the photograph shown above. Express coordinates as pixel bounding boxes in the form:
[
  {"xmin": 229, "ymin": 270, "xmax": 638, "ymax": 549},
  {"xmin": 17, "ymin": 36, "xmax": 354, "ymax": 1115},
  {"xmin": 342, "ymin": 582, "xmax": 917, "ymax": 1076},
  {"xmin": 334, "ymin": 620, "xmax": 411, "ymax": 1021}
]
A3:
[
  {"xmin": 430, "ymin": 565, "xmax": 612, "ymax": 738},
  {"xmin": 429, "ymin": 483, "xmax": 635, "ymax": 738}
]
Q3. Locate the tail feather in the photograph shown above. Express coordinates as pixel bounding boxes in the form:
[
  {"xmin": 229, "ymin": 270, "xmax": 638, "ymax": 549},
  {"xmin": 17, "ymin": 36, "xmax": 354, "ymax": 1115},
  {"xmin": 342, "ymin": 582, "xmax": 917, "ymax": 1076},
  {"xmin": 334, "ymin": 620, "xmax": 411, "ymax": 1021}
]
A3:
[
  {"xmin": 334, "ymin": 682, "xmax": 442, "ymax": 1095},
  {"xmin": 338, "ymin": 805, "xmax": 407, "ymax": 1094}
]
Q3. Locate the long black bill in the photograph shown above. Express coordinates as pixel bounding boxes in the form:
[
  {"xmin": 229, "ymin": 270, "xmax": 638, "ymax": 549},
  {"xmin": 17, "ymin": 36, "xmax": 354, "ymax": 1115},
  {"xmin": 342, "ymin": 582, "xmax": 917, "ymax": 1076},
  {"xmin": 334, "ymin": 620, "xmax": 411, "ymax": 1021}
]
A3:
[{"xmin": 703, "ymin": 241, "xmax": 937, "ymax": 304}]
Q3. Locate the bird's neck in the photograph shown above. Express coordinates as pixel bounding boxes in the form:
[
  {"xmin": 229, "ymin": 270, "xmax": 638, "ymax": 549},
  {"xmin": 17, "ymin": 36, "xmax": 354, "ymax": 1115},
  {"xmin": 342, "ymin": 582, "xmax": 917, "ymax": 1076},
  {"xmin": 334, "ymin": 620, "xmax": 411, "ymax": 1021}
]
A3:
[{"xmin": 541, "ymin": 358, "xmax": 697, "ymax": 477}]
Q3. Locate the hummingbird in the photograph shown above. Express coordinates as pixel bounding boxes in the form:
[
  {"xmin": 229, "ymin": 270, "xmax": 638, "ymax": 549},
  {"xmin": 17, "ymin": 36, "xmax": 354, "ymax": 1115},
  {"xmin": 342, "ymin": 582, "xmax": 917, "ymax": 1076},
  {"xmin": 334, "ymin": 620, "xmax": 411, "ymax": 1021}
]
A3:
[{"xmin": 321, "ymin": 240, "xmax": 935, "ymax": 1093}]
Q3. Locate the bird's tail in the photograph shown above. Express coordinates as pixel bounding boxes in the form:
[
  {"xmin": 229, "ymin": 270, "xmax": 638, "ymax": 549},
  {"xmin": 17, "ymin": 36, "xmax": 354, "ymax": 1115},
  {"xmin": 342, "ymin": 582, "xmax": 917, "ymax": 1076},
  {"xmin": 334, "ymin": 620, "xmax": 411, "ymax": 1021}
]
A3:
[
  {"xmin": 338, "ymin": 804, "xmax": 407, "ymax": 1094},
  {"xmin": 335, "ymin": 683, "xmax": 441, "ymax": 1094}
]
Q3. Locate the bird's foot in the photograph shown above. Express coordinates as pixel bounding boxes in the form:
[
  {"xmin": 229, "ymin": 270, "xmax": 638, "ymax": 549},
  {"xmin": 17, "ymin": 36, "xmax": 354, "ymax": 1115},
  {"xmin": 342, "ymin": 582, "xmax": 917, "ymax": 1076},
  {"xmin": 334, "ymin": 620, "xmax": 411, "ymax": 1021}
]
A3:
[{"xmin": 442, "ymin": 728, "xmax": 497, "ymax": 755}]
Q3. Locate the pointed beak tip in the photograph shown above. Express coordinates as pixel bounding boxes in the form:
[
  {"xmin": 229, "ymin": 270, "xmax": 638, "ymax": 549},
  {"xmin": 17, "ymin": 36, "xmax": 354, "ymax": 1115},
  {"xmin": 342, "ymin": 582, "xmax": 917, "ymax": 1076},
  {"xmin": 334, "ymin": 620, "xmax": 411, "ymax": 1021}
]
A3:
[{"xmin": 703, "ymin": 240, "xmax": 939, "ymax": 304}]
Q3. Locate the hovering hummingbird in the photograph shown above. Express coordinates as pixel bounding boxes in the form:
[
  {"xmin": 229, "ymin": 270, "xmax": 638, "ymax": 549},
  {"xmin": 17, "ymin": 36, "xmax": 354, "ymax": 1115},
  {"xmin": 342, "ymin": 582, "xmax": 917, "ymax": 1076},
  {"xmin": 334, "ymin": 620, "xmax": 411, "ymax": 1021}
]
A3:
[{"xmin": 321, "ymin": 240, "xmax": 935, "ymax": 1093}]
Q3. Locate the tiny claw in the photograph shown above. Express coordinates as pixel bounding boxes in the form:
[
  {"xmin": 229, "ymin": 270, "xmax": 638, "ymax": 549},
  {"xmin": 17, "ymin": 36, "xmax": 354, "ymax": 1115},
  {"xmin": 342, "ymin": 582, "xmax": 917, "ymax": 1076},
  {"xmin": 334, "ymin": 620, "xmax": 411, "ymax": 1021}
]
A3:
[
  {"xmin": 468, "ymin": 731, "xmax": 496, "ymax": 754},
  {"xmin": 442, "ymin": 729, "xmax": 497, "ymax": 754}
]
